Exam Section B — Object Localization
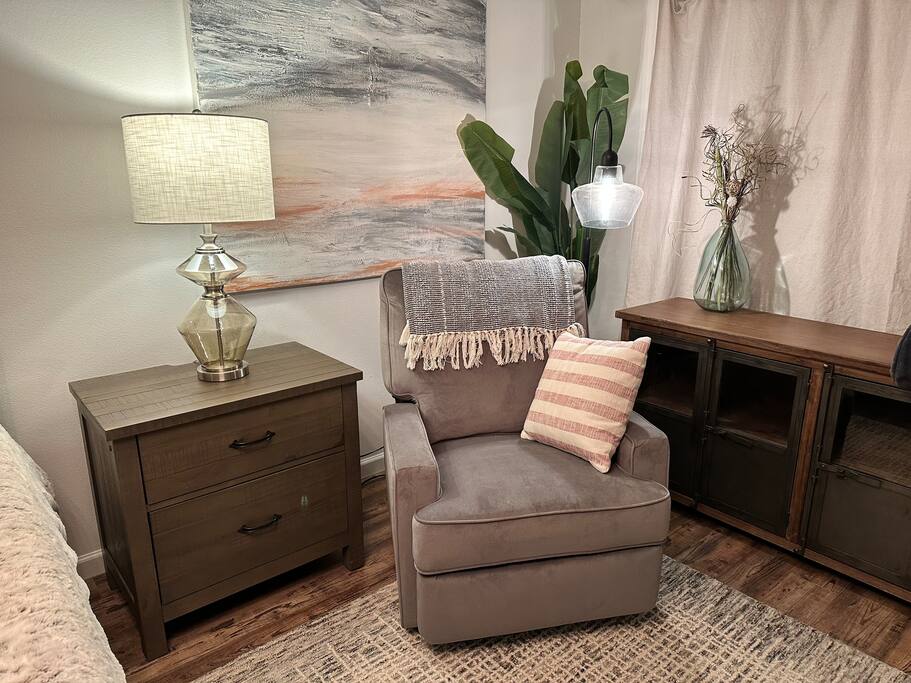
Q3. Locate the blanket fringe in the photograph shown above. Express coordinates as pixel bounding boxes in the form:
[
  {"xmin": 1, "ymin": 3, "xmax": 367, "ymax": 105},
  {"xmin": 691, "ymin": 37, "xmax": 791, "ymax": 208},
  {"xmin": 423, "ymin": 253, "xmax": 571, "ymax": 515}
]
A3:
[{"xmin": 400, "ymin": 322, "xmax": 585, "ymax": 371}]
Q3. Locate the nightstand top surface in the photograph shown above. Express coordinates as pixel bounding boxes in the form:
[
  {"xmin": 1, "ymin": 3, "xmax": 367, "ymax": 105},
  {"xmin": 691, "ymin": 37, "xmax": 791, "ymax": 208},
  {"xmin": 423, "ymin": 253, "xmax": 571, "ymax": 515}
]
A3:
[{"xmin": 70, "ymin": 342, "xmax": 362, "ymax": 439}]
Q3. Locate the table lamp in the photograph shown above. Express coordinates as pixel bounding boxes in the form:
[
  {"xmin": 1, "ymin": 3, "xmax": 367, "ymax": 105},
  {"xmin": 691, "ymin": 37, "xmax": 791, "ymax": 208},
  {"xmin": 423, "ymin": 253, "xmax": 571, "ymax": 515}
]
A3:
[{"xmin": 121, "ymin": 111, "xmax": 275, "ymax": 382}]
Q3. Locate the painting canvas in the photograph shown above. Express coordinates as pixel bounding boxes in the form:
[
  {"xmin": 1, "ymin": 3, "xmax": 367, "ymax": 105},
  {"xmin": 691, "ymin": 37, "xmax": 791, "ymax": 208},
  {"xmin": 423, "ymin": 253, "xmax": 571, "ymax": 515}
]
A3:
[{"xmin": 188, "ymin": 0, "xmax": 486, "ymax": 292}]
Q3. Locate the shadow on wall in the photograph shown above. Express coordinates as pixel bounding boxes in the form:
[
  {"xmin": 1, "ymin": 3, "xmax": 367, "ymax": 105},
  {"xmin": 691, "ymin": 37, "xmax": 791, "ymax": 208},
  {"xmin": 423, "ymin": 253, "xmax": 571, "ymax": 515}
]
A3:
[
  {"xmin": 739, "ymin": 88, "xmax": 821, "ymax": 315},
  {"xmin": 483, "ymin": 0, "xmax": 583, "ymax": 261}
]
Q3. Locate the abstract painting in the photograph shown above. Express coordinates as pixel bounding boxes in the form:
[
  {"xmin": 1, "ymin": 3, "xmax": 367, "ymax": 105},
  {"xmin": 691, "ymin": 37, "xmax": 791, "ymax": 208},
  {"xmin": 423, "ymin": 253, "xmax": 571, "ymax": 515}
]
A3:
[{"xmin": 188, "ymin": 0, "xmax": 486, "ymax": 292}]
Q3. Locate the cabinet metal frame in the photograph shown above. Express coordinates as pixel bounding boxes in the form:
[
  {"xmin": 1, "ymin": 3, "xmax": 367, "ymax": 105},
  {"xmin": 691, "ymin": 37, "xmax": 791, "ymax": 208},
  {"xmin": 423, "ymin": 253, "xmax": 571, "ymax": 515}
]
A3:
[
  {"xmin": 802, "ymin": 373, "xmax": 911, "ymax": 589},
  {"xmin": 804, "ymin": 463, "xmax": 911, "ymax": 589},
  {"xmin": 699, "ymin": 349, "xmax": 811, "ymax": 535},
  {"xmin": 629, "ymin": 327, "xmax": 713, "ymax": 503},
  {"xmin": 817, "ymin": 375, "xmax": 911, "ymax": 474}
]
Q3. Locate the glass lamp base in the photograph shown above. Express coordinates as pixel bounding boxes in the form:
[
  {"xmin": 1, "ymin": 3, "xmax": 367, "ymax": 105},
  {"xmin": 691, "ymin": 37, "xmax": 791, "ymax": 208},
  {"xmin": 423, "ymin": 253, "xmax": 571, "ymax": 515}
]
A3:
[
  {"xmin": 197, "ymin": 360, "xmax": 249, "ymax": 382},
  {"xmin": 176, "ymin": 231, "xmax": 256, "ymax": 384}
]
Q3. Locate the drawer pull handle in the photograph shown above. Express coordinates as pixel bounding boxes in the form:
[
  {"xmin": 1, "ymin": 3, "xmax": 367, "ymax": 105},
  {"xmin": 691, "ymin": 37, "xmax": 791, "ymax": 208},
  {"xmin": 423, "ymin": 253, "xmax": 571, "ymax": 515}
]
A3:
[
  {"xmin": 712, "ymin": 427, "xmax": 756, "ymax": 449},
  {"xmin": 238, "ymin": 513, "xmax": 282, "ymax": 534},
  {"xmin": 229, "ymin": 430, "xmax": 276, "ymax": 450}
]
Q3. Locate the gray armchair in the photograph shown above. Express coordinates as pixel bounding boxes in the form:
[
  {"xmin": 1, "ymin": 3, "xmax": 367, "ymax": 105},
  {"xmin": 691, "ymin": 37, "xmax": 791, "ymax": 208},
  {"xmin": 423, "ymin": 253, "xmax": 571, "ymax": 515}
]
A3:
[{"xmin": 380, "ymin": 263, "xmax": 670, "ymax": 644}]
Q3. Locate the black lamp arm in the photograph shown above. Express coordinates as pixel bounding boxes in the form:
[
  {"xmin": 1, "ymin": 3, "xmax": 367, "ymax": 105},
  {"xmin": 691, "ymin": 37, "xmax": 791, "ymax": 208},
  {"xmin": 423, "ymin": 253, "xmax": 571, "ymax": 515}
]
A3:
[{"xmin": 588, "ymin": 106, "xmax": 619, "ymax": 183}]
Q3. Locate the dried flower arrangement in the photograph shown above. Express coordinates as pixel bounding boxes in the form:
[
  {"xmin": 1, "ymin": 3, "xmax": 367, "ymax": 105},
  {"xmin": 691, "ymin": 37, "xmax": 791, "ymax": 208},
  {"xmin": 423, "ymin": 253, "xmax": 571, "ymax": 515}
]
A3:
[{"xmin": 687, "ymin": 106, "xmax": 785, "ymax": 311}]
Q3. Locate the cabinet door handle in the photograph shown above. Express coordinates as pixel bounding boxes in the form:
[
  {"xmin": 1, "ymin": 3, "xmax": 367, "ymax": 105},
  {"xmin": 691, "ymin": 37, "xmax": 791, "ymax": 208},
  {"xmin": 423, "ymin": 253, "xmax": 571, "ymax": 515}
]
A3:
[
  {"xmin": 834, "ymin": 467, "xmax": 882, "ymax": 488},
  {"xmin": 238, "ymin": 513, "xmax": 282, "ymax": 534},
  {"xmin": 713, "ymin": 427, "xmax": 755, "ymax": 449},
  {"xmin": 229, "ymin": 430, "xmax": 276, "ymax": 449}
]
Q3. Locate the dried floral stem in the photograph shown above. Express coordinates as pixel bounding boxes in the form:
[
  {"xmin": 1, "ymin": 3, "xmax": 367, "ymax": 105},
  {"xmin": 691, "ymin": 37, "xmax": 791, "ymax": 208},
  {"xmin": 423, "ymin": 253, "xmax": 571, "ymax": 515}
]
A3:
[{"xmin": 684, "ymin": 105, "xmax": 785, "ymax": 223}]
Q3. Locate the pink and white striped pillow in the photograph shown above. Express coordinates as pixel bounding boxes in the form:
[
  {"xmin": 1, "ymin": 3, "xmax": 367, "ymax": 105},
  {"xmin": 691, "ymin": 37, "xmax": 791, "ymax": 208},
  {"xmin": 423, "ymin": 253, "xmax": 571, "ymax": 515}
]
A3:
[{"xmin": 521, "ymin": 332, "xmax": 651, "ymax": 472}]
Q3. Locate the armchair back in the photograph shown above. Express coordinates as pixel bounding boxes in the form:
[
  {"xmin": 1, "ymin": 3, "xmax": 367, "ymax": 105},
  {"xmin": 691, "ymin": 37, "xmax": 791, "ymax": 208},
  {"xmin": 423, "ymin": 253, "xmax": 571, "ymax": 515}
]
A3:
[{"xmin": 380, "ymin": 261, "xmax": 587, "ymax": 443}]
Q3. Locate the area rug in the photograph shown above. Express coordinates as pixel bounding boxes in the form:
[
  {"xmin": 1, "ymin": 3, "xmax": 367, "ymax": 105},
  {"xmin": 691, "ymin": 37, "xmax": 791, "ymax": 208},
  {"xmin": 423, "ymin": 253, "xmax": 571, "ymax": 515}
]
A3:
[{"xmin": 195, "ymin": 557, "xmax": 910, "ymax": 682}]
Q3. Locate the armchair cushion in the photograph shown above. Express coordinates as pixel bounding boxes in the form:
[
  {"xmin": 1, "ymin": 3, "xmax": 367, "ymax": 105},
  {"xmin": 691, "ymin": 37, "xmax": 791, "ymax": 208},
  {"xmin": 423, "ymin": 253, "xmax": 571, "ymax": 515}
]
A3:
[{"xmin": 412, "ymin": 432, "xmax": 670, "ymax": 576}]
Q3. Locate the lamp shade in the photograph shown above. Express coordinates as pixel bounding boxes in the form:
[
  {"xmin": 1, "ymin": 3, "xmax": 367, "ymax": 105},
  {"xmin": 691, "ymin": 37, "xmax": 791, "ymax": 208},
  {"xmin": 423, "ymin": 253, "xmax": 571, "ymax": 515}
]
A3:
[
  {"xmin": 121, "ymin": 113, "xmax": 275, "ymax": 224},
  {"xmin": 571, "ymin": 165, "xmax": 644, "ymax": 229}
]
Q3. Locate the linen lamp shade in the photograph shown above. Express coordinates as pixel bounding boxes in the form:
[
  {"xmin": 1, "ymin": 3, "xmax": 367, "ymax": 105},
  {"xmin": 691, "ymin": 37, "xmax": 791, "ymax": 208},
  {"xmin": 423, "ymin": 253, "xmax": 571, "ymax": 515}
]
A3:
[{"xmin": 121, "ymin": 113, "xmax": 275, "ymax": 224}]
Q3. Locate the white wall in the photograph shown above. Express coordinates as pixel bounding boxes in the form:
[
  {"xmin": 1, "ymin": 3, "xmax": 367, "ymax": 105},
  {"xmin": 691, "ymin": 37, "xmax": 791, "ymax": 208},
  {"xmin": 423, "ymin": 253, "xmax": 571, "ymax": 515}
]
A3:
[
  {"xmin": 0, "ymin": 0, "xmax": 639, "ymax": 573},
  {"xmin": 484, "ymin": 0, "xmax": 581, "ymax": 254},
  {"xmin": 0, "ymin": 0, "xmax": 202, "ymax": 569},
  {"xmin": 580, "ymin": 0, "xmax": 660, "ymax": 338}
]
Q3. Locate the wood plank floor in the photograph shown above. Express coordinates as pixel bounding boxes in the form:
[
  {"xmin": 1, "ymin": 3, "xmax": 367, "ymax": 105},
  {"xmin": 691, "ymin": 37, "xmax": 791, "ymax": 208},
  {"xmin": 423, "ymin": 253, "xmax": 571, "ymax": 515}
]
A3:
[{"xmin": 89, "ymin": 477, "xmax": 911, "ymax": 681}]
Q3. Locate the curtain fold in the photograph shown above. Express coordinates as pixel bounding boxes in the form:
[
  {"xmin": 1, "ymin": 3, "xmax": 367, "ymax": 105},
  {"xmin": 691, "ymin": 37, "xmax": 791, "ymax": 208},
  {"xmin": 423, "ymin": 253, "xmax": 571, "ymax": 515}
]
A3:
[{"xmin": 626, "ymin": 0, "xmax": 911, "ymax": 334}]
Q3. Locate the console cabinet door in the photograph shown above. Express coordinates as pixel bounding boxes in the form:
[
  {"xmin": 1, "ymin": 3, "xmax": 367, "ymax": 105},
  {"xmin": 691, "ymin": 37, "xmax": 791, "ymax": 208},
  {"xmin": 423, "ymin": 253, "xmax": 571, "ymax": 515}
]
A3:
[
  {"xmin": 806, "ymin": 467, "xmax": 911, "ymax": 589},
  {"xmin": 804, "ymin": 376, "xmax": 911, "ymax": 589},
  {"xmin": 628, "ymin": 329, "xmax": 711, "ymax": 501},
  {"xmin": 699, "ymin": 350, "xmax": 809, "ymax": 535}
]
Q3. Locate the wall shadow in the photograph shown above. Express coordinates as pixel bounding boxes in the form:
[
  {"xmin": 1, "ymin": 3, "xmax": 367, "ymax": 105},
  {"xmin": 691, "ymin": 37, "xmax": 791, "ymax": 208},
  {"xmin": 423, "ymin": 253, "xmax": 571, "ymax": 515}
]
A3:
[
  {"xmin": 737, "ymin": 89, "xmax": 820, "ymax": 315},
  {"xmin": 484, "ymin": 0, "xmax": 581, "ymax": 259}
]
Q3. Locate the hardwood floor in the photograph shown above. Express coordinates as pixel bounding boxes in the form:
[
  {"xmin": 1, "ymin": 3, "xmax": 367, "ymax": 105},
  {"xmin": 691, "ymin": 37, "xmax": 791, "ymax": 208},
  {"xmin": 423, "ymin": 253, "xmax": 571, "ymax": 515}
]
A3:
[{"xmin": 90, "ymin": 476, "xmax": 911, "ymax": 681}]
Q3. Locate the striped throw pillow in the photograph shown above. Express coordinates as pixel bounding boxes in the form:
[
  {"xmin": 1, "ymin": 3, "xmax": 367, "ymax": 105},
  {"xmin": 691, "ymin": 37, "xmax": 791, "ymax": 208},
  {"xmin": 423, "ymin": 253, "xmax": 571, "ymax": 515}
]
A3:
[{"xmin": 521, "ymin": 332, "xmax": 651, "ymax": 472}]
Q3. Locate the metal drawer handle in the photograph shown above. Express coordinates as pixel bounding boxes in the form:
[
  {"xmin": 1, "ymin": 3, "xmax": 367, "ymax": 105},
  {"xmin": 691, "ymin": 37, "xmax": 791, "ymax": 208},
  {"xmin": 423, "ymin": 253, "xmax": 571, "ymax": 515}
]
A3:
[
  {"xmin": 229, "ymin": 430, "xmax": 276, "ymax": 449},
  {"xmin": 711, "ymin": 427, "xmax": 755, "ymax": 449},
  {"xmin": 238, "ymin": 513, "xmax": 282, "ymax": 534}
]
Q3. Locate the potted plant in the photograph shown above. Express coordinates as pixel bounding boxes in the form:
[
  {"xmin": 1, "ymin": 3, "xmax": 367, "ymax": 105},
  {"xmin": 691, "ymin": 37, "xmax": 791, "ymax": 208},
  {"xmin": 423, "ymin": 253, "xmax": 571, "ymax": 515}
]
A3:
[{"xmin": 458, "ymin": 60, "xmax": 629, "ymax": 304}]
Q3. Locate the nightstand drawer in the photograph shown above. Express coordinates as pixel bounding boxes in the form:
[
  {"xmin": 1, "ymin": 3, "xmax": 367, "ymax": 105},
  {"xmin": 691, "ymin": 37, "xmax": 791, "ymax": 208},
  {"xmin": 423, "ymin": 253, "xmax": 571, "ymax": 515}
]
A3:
[
  {"xmin": 150, "ymin": 451, "xmax": 348, "ymax": 604},
  {"xmin": 139, "ymin": 389, "xmax": 344, "ymax": 503}
]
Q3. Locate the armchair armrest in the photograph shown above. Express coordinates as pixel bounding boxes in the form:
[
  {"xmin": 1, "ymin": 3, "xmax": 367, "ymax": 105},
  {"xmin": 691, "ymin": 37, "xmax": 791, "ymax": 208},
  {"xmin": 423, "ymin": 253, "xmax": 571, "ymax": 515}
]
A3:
[
  {"xmin": 383, "ymin": 402, "xmax": 440, "ymax": 628},
  {"xmin": 614, "ymin": 412, "xmax": 670, "ymax": 488}
]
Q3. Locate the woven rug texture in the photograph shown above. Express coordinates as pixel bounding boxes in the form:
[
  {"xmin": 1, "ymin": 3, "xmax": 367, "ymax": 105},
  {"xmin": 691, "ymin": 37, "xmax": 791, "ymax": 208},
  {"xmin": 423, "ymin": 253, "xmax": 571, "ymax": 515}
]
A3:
[{"xmin": 195, "ymin": 557, "xmax": 910, "ymax": 682}]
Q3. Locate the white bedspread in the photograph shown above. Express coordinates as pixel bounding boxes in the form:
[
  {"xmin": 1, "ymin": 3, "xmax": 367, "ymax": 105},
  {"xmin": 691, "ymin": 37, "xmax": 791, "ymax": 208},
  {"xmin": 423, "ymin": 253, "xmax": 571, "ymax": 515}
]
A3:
[{"xmin": 0, "ymin": 424, "xmax": 124, "ymax": 682}]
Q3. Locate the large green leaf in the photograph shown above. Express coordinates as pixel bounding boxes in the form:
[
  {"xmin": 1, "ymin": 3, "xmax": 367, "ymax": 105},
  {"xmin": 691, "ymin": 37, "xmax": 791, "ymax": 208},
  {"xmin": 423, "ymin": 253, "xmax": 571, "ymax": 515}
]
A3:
[
  {"xmin": 563, "ymin": 61, "xmax": 588, "ymax": 145},
  {"xmin": 576, "ymin": 66, "xmax": 630, "ymax": 186},
  {"xmin": 569, "ymin": 226, "xmax": 603, "ymax": 304},
  {"xmin": 587, "ymin": 252, "xmax": 600, "ymax": 304},
  {"xmin": 457, "ymin": 120, "xmax": 553, "ymax": 232},
  {"xmin": 535, "ymin": 101, "xmax": 566, "ymax": 247},
  {"xmin": 593, "ymin": 65, "xmax": 628, "ymax": 106},
  {"xmin": 562, "ymin": 60, "xmax": 589, "ymax": 187},
  {"xmin": 512, "ymin": 211, "xmax": 546, "ymax": 255},
  {"xmin": 557, "ymin": 203, "xmax": 572, "ymax": 260},
  {"xmin": 456, "ymin": 61, "xmax": 631, "ymax": 307},
  {"xmin": 498, "ymin": 225, "xmax": 543, "ymax": 256}
]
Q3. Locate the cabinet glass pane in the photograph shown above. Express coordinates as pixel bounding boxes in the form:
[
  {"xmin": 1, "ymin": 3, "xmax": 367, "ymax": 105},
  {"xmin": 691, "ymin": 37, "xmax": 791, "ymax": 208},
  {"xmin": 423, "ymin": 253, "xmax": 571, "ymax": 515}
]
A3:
[
  {"xmin": 637, "ymin": 343, "xmax": 698, "ymax": 418},
  {"xmin": 637, "ymin": 404, "xmax": 697, "ymax": 498},
  {"xmin": 716, "ymin": 360, "xmax": 797, "ymax": 447},
  {"xmin": 830, "ymin": 388, "xmax": 911, "ymax": 489}
]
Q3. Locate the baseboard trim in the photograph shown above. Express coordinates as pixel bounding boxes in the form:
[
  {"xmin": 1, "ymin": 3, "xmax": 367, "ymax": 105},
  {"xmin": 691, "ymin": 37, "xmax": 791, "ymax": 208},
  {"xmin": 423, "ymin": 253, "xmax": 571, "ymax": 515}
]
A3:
[
  {"xmin": 76, "ymin": 451, "xmax": 386, "ymax": 581},
  {"xmin": 77, "ymin": 548, "xmax": 104, "ymax": 579},
  {"xmin": 361, "ymin": 449, "xmax": 385, "ymax": 481}
]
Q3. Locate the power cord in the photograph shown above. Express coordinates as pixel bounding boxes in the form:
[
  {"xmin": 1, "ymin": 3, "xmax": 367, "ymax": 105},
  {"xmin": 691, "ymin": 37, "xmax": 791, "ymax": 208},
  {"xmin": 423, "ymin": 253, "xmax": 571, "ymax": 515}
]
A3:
[{"xmin": 360, "ymin": 446, "xmax": 386, "ymax": 487}]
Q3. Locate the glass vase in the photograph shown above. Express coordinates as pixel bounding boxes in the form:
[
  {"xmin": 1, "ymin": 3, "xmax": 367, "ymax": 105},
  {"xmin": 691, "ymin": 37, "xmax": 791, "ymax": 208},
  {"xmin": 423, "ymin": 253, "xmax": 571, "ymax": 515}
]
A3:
[{"xmin": 693, "ymin": 219, "xmax": 751, "ymax": 312}]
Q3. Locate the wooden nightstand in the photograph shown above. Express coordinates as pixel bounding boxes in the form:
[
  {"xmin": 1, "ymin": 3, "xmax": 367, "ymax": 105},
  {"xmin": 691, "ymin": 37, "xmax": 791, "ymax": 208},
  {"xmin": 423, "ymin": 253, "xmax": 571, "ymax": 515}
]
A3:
[{"xmin": 70, "ymin": 342, "xmax": 364, "ymax": 660}]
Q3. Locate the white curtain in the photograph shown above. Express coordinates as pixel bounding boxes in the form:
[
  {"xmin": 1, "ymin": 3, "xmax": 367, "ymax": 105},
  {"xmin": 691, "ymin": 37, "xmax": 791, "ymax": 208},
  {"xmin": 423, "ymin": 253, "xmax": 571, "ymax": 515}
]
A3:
[{"xmin": 627, "ymin": 0, "xmax": 911, "ymax": 334}]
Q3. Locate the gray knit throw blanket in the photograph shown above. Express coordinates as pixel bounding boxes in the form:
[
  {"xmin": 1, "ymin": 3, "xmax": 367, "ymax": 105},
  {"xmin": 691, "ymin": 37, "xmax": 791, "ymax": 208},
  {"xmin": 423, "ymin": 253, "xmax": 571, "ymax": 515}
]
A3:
[{"xmin": 400, "ymin": 256, "xmax": 584, "ymax": 370}]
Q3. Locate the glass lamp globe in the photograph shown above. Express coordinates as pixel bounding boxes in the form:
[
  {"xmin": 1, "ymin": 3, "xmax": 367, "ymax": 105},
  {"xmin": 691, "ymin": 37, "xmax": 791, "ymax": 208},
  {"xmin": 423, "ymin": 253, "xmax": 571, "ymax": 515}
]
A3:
[{"xmin": 572, "ymin": 165, "xmax": 644, "ymax": 229}]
